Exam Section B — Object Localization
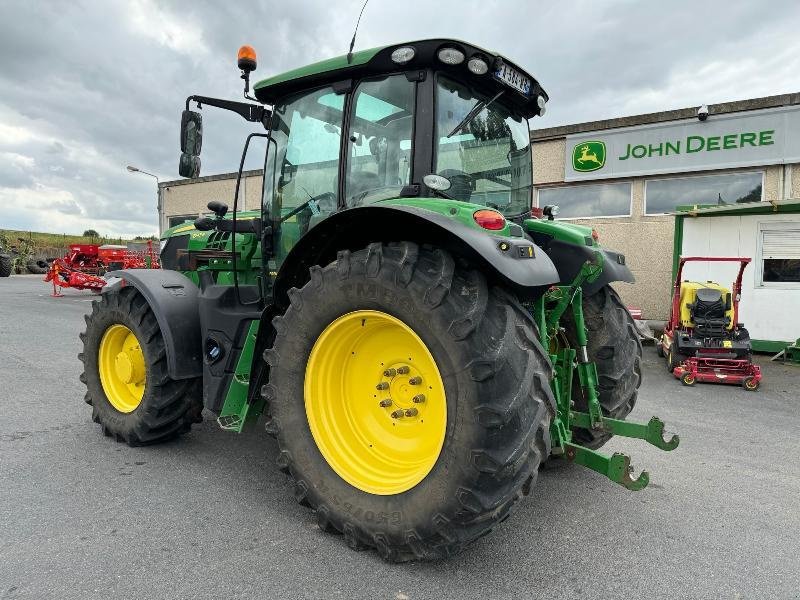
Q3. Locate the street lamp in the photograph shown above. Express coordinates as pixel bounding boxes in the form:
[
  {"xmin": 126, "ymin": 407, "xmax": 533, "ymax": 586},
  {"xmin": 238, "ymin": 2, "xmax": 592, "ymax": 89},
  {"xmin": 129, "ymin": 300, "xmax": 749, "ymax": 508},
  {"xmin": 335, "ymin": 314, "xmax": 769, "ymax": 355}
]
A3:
[{"xmin": 126, "ymin": 165, "xmax": 163, "ymax": 235}]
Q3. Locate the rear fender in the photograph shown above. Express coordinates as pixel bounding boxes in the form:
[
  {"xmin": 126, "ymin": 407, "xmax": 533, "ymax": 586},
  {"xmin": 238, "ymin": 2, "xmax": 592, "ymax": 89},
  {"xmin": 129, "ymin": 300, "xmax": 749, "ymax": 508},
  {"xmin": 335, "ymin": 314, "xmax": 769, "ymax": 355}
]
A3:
[
  {"xmin": 105, "ymin": 269, "xmax": 202, "ymax": 380},
  {"xmin": 272, "ymin": 204, "xmax": 560, "ymax": 308}
]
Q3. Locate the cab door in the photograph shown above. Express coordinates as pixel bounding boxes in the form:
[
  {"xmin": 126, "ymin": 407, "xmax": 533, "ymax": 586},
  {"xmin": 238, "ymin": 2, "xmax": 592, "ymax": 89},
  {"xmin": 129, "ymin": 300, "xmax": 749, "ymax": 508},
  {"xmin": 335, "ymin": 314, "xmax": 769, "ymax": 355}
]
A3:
[{"xmin": 263, "ymin": 86, "xmax": 346, "ymax": 269}]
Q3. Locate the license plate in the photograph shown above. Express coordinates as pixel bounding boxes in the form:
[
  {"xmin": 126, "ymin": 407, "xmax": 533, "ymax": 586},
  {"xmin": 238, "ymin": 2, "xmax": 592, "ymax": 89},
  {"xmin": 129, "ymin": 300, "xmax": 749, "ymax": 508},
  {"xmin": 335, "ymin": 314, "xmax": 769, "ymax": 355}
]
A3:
[{"xmin": 494, "ymin": 63, "xmax": 531, "ymax": 96}]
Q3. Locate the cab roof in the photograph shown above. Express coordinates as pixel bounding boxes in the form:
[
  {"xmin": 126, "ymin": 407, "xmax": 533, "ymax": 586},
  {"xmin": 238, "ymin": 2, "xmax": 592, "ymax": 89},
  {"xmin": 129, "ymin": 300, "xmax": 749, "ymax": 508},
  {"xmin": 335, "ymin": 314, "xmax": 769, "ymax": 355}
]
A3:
[{"xmin": 253, "ymin": 39, "xmax": 548, "ymax": 117}]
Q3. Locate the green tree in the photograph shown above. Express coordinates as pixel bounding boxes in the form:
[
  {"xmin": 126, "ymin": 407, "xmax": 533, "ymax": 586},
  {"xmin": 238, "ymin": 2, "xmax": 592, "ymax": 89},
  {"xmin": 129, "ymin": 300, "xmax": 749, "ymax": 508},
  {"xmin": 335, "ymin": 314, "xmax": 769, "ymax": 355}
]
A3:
[{"xmin": 83, "ymin": 229, "xmax": 99, "ymax": 238}]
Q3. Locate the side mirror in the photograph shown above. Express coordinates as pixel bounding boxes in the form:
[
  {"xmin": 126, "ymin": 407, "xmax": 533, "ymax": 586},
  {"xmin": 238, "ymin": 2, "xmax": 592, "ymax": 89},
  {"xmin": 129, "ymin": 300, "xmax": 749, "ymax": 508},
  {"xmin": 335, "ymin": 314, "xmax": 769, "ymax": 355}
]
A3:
[
  {"xmin": 179, "ymin": 153, "xmax": 201, "ymax": 178},
  {"xmin": 179, "ymin": 110, "xmax": 203, "ymax": 178},
  {"xmin": 181, "ymin": 110, "xmax": 203, "ymax": 155}
]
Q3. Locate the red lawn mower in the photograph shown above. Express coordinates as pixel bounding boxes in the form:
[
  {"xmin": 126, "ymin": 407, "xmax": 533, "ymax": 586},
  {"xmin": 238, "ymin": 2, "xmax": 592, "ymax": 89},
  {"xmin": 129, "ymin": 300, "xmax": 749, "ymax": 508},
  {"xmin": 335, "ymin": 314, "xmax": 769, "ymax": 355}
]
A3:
[{"xmin": 659, "ymin": 256, "xmax": 761, "ymax": 391}]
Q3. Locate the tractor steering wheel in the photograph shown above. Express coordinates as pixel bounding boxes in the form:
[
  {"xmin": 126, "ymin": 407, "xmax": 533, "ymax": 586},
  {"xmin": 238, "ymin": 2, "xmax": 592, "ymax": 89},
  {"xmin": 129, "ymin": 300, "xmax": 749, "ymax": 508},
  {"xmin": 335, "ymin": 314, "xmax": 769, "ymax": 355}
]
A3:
[{"xmin": 279, "ymin": 191, "xmax": 337, "ymax": 224}]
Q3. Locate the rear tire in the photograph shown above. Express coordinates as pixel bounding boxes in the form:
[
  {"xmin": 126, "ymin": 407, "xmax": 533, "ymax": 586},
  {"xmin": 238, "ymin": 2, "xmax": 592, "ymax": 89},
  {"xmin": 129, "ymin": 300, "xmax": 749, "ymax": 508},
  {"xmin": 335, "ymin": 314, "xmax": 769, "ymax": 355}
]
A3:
[
  {"xmin": 263, "ymin": 242, "xmax": 555, "ymax": 561},
  {"xmin": 79, "ymin": 286, "xmax": 203, "ymax": 445},
  {"xmin": 0, "ymin": 255, "xmax": 11, "ymax": 278},
  {"xmin": 563, "ymin": 285, "xmax": 642, "ymax": 450}
]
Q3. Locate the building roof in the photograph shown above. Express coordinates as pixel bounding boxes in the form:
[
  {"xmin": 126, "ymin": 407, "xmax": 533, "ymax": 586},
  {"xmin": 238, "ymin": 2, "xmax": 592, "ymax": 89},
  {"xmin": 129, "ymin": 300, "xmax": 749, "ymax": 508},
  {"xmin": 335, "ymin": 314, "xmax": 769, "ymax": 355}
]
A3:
[
  {"xmin": 532, "ymin": 92, "xmax": 800, "ymax": 141},
  {"xmin": 675, "ymin": 200, "xmax": 800, "ymax": 217},
  {"xmin": 159, "ymin": 169, "xmax": 262, "ymax": 189}
]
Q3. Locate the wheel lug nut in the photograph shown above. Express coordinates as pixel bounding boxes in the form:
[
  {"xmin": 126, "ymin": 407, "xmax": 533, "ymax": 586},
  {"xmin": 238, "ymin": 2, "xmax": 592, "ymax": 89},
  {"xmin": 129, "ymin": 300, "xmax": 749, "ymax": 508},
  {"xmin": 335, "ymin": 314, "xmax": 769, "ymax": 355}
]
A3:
[
  {"xmin": 412, "ymin": 394, "xmax": 425, "ymax": 403},
  {"xmin": 379, "ymin": 399, "xmax": 392, "ymax": 407},
  {"xmin": 409, "ymin": 376, "xmax": 422, "ymax": 385},
  {"xmin": 376, "ymin": 382, "xmax": 389, "ymax": 390},
  {"xmin": 397, "ymin": 366, "xmax": 410, "ymax": 374},
  {"xmin": 383, "ymin": 368, "xmax": 397, "ymax": 377},
  {"xmin": 404, "ymin": 408, "xmax": 418, "ymax": 417},
  {"xmin": 390, "ymin": 409, "xmax": 404, "ymax": 419}
]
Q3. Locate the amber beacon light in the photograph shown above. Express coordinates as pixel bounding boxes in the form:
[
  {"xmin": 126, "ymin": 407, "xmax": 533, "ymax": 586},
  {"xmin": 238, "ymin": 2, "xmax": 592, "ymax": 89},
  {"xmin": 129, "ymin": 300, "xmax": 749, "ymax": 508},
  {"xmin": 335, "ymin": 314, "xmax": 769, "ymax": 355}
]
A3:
[{"xmin": 237, "ymin": 45, "xmax": 257, "ymax": 72}]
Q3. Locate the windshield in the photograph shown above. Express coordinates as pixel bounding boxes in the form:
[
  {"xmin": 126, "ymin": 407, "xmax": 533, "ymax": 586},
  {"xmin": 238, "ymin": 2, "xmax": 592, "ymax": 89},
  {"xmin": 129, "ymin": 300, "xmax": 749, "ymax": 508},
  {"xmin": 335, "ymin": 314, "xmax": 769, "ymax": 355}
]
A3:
[{"xmin": 435, "ymin": 76, "xmax": 533, "ymax": 216}]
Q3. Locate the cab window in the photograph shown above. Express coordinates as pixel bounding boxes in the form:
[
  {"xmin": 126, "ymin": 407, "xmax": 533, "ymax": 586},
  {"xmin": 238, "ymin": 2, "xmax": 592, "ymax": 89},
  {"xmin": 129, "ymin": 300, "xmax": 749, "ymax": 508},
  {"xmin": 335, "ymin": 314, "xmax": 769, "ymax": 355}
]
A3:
[
  {"xmin": 435, "ymin": 76, "xmax": 533, "ymax": 216},
  {"xmin": 345, "ymin": 75, "xmax": 415, "ymax": 207},
  {"xmin": 264, "ymin": 86, "xmax": 344, "ymax": 265}
]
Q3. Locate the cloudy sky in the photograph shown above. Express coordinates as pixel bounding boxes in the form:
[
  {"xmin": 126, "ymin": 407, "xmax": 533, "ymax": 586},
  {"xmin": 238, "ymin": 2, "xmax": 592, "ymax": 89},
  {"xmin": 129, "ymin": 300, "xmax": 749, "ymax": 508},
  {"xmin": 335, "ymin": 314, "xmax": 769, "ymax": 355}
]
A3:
[{"xmin": 1, "ymin": 0, "xmax": 799, "ymax": 237}]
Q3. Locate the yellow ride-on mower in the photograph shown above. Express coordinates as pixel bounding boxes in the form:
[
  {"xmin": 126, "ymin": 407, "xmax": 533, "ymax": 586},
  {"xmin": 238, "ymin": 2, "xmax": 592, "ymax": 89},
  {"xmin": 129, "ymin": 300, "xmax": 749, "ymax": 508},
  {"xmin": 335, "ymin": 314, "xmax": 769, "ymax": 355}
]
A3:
[{"xmin": 659, "ymin": 256, "xmax": 761, "ymax": 390}]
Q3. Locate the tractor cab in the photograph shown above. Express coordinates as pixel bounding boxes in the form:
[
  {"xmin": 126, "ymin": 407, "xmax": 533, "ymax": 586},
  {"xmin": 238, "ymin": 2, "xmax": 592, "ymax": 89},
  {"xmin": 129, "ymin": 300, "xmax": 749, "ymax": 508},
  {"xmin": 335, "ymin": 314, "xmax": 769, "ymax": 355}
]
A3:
[
  {"xmin": 251, "ymin": 40, "xmax": 548, "ymax": 265},
  {"xmin": 178, "ymin": 40, "xmax": 549, "ymax": 269}
]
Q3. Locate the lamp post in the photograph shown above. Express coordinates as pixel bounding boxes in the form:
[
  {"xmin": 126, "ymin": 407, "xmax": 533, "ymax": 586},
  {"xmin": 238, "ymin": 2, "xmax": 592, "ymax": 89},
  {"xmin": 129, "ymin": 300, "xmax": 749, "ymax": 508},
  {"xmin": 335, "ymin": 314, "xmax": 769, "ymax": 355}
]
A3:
[{"xmin": 126, "ymin": 165, "xmax": 163, "ymax": 235}]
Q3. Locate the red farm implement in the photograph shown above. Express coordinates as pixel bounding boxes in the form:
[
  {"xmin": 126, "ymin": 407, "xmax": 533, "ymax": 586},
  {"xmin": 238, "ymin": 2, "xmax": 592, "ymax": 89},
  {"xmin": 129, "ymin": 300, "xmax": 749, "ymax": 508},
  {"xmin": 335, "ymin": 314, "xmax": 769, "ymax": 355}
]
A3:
[
  {"xmin": 44, "ymin": 240, "xmax": 160, "ymax": 296},
  {"xmin": 659, "ymin": 256, "xmax": 761, "ymax": 390}
]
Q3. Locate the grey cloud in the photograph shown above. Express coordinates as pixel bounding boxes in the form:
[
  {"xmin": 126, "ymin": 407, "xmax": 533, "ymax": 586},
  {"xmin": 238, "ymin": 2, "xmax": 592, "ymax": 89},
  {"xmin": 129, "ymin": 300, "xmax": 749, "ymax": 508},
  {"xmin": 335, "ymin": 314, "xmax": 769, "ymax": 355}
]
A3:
[{"xmin": 1, "ymin": 0, "xmax": 799, "ymax": 235}]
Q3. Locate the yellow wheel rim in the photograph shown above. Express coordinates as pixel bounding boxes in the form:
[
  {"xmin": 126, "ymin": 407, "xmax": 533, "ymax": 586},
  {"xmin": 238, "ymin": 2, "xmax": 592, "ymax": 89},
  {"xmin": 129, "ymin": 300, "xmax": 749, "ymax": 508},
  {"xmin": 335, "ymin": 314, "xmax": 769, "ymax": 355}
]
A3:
[
  {"xmin": 98, "ymin": 324, "xmax": 146, "ymax": 413},
  {"xmin": 304, "ymin": 310, "xmax": 447, "ymax": 495}
]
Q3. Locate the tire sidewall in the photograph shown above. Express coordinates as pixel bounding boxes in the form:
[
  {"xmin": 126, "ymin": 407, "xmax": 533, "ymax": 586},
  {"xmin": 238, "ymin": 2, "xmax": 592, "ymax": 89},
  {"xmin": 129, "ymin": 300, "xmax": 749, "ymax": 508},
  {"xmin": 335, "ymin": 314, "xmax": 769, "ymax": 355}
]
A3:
[
  {"xmin": 270, "ymin": 265, "xmax": 487, "ymax": 539},
  {"xmin": 84, "ymin": 292, "xmax": 156, "ymax": 435}
]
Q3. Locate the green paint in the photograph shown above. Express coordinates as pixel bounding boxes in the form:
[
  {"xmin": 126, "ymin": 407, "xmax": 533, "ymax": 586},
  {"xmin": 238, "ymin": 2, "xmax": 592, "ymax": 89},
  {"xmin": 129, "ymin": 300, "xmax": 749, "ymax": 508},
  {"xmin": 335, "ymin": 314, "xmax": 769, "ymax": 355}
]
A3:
[
  {"xmin": 383, "ymin": 197, "xmax": 515, "ymax": 237},
  {"xmin": 564, "ymin": 444, "xmax": 650, "ymax": 491},
  {"xmin": 571, "ymin": 140, "xmax": 606, "ymax": 172},
  {"xmin": 522, "ymin": 218, "xmax": 593, "ymax": 246},
  {"xmin": 672, "ymin": 213, "xmax": 684, "ymax": 283},
  {"xmin": 751, "ymin": 339, "xmax": 794, "ymax": 353},
  {"xmin": 782, "ymin": 339, "xmax": 800, "ymax": 364},
  {"xmin": 254, "ymin": 46, "xmax": 385, "ymax": 94},
  {"xmin": 675, "ymin": 201, "xmax": 800, "ymax": 217},
  {"xmin": 217, "ymin": 320, "xmax": 264, "ymax": 433},
  {"xmin": 616, "ymin": 129, "xmax": 775, "ymax": 161},
  {"xmin": 534, "ymin": 255, "xmax": 679, "ymax": 491}
]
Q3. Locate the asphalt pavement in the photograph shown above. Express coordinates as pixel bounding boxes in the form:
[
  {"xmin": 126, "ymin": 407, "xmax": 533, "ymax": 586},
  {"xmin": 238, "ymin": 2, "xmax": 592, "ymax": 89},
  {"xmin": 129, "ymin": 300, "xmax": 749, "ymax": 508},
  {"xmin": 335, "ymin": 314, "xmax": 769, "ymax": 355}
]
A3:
[{"xmin": 1, "ymin": 274, "xmax": 798, "ymax": 600}]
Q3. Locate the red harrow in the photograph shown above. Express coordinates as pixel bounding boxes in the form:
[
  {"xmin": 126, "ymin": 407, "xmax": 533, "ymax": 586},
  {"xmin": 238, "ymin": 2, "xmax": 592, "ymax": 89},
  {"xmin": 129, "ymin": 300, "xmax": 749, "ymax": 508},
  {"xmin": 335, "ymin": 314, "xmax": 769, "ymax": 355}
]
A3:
[{"xmin": 44, "ymin": 241, "xmax": 160, "ymax": 296}]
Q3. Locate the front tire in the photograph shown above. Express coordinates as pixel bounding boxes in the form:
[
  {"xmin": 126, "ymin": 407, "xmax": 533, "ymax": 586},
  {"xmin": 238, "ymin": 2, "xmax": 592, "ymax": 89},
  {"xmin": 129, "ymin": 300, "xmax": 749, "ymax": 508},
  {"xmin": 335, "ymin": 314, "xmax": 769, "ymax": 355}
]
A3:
[
  {"xmin": 79, "ymin": 287, "xmax": 202, "ymax": 445},
  {"xmin": 263, "ymin": 243, "xmax": 555, "ymax": 561},
  {"xmin": 563, "ymin": 285, "xmax": 642, "ymax": 449}
]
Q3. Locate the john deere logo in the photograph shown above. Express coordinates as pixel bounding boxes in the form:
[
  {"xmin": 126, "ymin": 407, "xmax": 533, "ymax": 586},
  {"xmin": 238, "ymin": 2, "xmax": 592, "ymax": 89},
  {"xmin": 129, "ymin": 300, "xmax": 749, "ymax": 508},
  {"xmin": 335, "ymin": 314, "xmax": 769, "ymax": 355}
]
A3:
[{"xmin": 572, "ymin": 141, "xmax": 606, "ymax": 172}]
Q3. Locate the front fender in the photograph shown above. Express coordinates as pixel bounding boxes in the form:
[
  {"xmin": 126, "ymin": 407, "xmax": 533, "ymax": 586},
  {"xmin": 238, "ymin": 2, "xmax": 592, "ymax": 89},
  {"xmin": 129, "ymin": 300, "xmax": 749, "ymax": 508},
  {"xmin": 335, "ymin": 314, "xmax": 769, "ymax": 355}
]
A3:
[
  {"xmin": 272, "ymin": 204, "xmax": 560, "ymax": 308},
  {"xmin": 545, "ymin": 239, "xmax": 635, "ymax": 295},
  {"xmin": 105, "ymin": 269, "xmax": 202, "ymax": 380}
]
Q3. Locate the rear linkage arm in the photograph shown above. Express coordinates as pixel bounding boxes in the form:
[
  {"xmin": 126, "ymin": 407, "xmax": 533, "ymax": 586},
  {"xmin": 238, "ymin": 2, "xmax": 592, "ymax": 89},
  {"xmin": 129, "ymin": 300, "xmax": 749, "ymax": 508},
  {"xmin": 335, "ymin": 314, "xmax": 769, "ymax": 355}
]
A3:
[{"xmin": 533, "ymin": 252, "xmax": 679, "ymax": 491}]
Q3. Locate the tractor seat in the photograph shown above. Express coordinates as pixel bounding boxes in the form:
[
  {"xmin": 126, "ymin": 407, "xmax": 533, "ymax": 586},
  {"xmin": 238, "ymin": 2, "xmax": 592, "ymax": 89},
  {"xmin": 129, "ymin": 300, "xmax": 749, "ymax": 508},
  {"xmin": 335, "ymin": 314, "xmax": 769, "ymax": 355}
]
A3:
[{"xmin": 689, "ymin": 288, "xmax": 730, "ymax": 336}]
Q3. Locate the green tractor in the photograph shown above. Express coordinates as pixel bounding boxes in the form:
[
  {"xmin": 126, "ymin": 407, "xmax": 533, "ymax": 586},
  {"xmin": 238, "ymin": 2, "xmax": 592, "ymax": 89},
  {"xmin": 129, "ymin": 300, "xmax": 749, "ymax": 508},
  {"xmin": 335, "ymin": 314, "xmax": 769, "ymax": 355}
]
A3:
[{"xmin": 80, "ymin": 39, "xmax": 678, "ymax": 561}]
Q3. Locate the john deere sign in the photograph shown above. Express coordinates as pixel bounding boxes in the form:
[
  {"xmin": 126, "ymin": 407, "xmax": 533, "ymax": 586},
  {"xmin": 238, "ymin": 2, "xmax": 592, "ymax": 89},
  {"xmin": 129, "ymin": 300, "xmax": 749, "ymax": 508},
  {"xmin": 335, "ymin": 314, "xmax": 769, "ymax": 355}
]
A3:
[
  {"xmin": 564, "ymin": 105, "xmax": 800, "ymax": 181},
  {"xmin": 572, "ymin": 141, "xmax": 606, "ymax": 172}
]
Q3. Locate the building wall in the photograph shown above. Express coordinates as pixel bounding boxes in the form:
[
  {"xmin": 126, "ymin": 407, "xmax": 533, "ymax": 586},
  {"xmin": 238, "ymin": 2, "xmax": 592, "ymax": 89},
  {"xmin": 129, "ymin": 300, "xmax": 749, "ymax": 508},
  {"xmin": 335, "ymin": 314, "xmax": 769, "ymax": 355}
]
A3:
[
  {"xmin": 161, "ymin": 172, "xmax": 264, "ymax": 229},
  {"xmin": 681, "ymin": 212, "xmax": 800, "ymax": 343},
  {"xmin": 530, "ymin": 132, "xmax": 794, "ymax": 319}
]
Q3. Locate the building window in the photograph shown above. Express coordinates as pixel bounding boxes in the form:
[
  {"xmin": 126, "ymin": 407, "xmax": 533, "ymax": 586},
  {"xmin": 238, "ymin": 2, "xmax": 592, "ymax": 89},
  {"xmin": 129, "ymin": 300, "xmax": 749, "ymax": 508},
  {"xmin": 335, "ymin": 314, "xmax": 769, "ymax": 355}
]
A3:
[
  {"xmin": 758, "ymin": 222, "xmax": 800, "ymax": 286},
  {"xmin": 537, "ymin": 182, "xmax": 631, "ymax": 219},
  {"xmin": 168, "ymin": 215, "xmax": 196, "ymax": 228},
  {"xmin": 645, "ymin": 171, "xmax": 763, "ymax": 215}
]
